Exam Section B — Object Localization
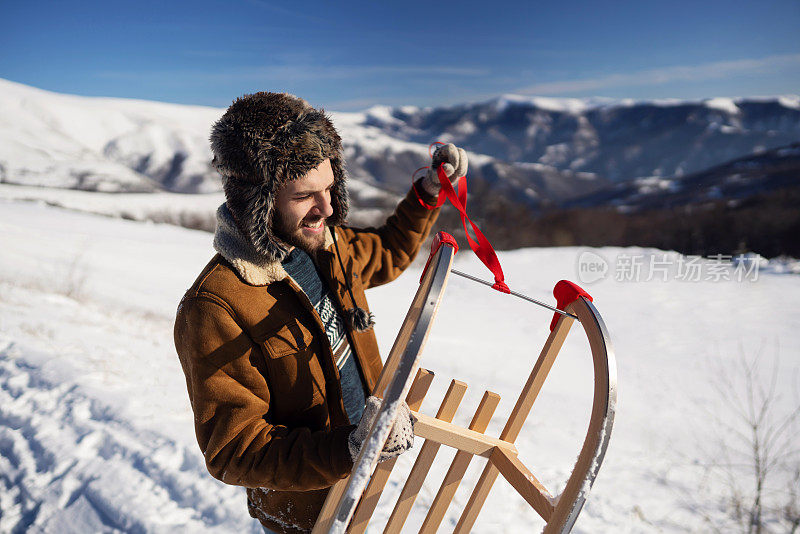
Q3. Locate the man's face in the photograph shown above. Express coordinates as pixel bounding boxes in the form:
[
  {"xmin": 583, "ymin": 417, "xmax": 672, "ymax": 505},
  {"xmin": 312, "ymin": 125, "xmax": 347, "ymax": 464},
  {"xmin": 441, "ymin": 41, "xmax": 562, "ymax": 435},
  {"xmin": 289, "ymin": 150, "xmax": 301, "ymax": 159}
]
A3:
[{"xmin": 273, "ymin": 158, "xmax": 335, "ymax": 254}]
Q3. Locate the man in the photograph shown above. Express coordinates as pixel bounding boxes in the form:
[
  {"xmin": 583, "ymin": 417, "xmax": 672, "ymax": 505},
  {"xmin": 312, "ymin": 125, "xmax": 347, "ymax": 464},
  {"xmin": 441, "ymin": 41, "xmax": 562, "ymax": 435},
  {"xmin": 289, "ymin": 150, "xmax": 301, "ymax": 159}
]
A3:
[{"xmin": 174, "ymin": 92, "xmax": 467, "ymax": 534}]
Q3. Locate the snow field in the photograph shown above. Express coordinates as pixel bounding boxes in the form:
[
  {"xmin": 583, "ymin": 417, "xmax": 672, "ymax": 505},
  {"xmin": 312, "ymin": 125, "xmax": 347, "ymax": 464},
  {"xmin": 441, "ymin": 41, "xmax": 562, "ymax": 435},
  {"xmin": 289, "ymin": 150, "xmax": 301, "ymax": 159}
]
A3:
[
  {"xmin": 1, "ymin": 198, "xmax": 799, "ymax": 532},
  {"xmin": 0, "ymin": 340, "xmax": 251, "ymax": 533}
]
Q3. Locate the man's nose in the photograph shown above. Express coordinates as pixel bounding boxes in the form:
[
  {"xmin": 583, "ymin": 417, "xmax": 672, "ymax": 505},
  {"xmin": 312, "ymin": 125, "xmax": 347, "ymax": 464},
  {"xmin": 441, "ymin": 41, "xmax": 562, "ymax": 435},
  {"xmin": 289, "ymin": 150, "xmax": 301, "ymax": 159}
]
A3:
[{"xmin": 314, "ymin": 192, "xmax": 334, "ymax": 218}]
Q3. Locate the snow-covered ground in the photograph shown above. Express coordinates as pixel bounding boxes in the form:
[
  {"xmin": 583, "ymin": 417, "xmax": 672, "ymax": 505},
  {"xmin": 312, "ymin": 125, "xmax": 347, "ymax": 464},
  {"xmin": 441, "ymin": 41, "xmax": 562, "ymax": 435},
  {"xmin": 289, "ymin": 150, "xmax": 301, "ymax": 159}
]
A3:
[{"xmin": 1, "ymin": 198, "xmax": 798, "ymax": 533}]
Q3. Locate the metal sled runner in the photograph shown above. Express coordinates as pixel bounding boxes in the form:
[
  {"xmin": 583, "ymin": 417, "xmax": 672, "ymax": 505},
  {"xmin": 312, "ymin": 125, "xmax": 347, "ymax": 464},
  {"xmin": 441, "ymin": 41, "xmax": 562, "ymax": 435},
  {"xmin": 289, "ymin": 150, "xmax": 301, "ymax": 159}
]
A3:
[{"xmin": 313, "ymin": 233, "xmax": 617, "ymax": 533}]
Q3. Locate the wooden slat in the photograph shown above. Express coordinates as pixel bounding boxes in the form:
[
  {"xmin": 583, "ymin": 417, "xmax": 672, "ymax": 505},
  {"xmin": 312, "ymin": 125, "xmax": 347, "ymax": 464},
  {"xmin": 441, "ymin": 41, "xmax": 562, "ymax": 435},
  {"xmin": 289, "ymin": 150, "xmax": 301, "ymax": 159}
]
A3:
[
  {"xmin": 419, "ymin": 391, "xmax": 501, "ymax": 534},
  {"xmin": 411, "ymin": 412, "xmax": 517, "ymax": 458},
  {"xmin": 451, "ymin": 458, "xmax": 499, "ymax": 534},
  {"xmin": 404, "ymin": 369, "xmax": 436, "ymax": 411},
  {"xmin": 490, "ymin": 447, "xmax": 554, "ymax": 521},
  {"xmin": 454, "ymin": 315, "xmax": 575, "ymax": 533},
  {"xmin": 348, "ymin": 369, "xmax": 436, "ymax": 534},
  {"xmin": 383, "ymin": 380, "xmax": 468, "ymax": 534}
]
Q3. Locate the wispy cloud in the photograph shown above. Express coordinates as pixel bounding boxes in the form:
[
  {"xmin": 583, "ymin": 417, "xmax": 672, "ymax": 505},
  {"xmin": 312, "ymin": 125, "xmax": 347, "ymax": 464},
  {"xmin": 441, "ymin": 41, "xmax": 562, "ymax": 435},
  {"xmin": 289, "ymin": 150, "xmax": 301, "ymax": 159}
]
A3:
[
  {"xmin": 517, "ymin": 53, "xmax": 800, "ymax": 95},
  {"xmin": 96, "ymin": 64, "xmax": 489, "ymax": 84},
  {"xmin": 271, "ymin": 65, "xmax": 489, "ymax": 80}
]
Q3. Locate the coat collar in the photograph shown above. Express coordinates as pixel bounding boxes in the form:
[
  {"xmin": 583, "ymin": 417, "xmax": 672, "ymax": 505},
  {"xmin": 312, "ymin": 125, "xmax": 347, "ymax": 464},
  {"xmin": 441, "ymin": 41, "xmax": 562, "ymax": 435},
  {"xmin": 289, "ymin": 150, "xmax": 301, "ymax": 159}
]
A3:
[{"xmin": 213, "ymin": 203, "xmax": 335, "ymax": 286}]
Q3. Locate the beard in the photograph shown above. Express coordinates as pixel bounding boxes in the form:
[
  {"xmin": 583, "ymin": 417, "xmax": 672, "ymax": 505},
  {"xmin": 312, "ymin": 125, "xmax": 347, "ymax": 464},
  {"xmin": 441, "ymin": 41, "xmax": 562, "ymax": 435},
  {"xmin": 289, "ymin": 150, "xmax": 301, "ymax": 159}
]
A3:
[{"xmin": 273, "ymin": 209, "xmax": 327, "ymax": 256}]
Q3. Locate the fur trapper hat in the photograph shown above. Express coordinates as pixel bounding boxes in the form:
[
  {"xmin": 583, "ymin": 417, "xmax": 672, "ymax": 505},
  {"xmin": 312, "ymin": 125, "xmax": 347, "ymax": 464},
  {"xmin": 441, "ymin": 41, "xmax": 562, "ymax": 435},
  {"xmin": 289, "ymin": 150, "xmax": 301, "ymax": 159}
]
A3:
[{"xmin": 210, "ymin": 92, "xmax": 348, "ymax": 262}]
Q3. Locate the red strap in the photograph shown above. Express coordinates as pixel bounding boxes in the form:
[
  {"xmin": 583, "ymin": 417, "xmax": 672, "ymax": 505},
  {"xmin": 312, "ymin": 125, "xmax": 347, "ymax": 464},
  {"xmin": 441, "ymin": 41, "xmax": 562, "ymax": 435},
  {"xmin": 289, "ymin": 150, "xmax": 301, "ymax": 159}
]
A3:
[
  {"xmin": 420, "ymin": 231, "xmax": 459, "ymax": 283},
  {"xmin": 437, "ymin": 164, "xmax": 510, "ymax": 293},
  {"xmin": 550, "ymin": 280, "xmax": 592, "ymax": 331},
  {"xmin": 413, "ymin": 164, "xmax": 510, "ymax": 293}
]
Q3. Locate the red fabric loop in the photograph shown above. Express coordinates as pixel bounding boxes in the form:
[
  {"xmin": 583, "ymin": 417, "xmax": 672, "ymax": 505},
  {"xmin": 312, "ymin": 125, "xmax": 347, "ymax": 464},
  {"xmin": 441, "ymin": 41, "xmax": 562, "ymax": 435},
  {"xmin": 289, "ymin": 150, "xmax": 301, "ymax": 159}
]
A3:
[
  {"xmin": 420, "ymin": 231, "xmax": 459, "ymax": 283},
  {"xmin": 434, "ymin": 163, "xmax": 509, "ymax": 293},
  {"xmin": 428, "ymin": 141, "xmax": 445, "ymax": 158}
]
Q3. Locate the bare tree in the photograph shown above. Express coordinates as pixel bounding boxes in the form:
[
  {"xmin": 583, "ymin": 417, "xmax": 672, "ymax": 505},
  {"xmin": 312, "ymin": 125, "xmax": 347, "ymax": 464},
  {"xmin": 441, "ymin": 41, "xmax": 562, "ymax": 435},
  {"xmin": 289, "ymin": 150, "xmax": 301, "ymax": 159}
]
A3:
[{"xmin": 705, "ymin": 347, "xmax": 800, "ymax": 533}]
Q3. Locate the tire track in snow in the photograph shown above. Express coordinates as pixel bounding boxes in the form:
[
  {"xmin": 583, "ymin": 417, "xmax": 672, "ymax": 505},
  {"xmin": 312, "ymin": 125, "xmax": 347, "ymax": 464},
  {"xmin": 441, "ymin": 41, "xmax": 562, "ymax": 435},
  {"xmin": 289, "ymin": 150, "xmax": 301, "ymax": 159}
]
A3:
[{"xmin": 0, "ymin": 340, "xmax": 259, "ymax": 533}]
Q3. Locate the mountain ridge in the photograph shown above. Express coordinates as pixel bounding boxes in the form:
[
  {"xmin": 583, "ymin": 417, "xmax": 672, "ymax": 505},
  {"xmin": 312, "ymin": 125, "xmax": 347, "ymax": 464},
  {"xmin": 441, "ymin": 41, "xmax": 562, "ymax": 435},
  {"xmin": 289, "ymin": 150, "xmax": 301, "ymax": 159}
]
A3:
[{"xmin": 1, "ymin": 78, "xmax": 797, "ymax": 224}]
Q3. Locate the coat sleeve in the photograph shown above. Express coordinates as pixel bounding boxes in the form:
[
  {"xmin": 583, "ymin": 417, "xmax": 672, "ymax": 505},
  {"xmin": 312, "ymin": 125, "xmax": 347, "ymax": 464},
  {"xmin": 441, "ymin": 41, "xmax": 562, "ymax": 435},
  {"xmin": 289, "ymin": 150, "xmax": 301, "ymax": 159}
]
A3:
[
  {"xmin": 340, "ymin": 180, "xmax": 441, "ymax": 289},
  {"xmin": 174, "ymin": 294, "xmax": 355, "ymax": 491}
]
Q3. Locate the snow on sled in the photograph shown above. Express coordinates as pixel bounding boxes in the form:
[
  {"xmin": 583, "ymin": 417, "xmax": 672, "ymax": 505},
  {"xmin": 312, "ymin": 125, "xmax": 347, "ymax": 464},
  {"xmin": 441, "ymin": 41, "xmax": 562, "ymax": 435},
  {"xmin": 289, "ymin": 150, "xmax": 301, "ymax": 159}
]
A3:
[{"xmin": 313, "ymin": 232, "xmax": 617, "ymax": 533}]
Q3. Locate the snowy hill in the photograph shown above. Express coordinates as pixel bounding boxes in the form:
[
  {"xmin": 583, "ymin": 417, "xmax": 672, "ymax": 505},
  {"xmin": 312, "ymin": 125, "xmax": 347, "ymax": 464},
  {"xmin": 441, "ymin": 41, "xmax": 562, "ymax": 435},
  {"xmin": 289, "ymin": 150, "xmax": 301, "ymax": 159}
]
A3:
[
  {"xmin": 0, "ymin": 78, "xmax": 221, "ymax": 193},
  {"xmin": 1, "ymin": 199, "xmax": 799, "ymax": 532}
]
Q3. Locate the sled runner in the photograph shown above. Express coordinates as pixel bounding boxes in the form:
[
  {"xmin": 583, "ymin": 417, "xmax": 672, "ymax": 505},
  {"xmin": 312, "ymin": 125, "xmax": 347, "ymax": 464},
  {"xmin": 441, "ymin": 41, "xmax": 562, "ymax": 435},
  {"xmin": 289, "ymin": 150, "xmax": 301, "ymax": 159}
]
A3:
[
  {"xmin": 313, "ymin": 231, "xmax": 617, "ymax": 533},
  {"xmin": 312, "ymin": 232, "xmax": 457, "ymax": 533}
]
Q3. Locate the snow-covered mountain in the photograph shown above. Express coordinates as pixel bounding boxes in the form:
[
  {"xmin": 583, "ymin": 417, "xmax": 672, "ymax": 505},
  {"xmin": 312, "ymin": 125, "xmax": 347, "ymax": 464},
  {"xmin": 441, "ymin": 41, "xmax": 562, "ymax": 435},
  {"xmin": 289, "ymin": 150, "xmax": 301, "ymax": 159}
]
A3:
[
  {"xmin": 1, "ymin": 77, "xmax": 797, "ymax": 222},
  {"xmin": 366, "ymin": 94, "xmax": 800, "ymax": 183},
  {"xmin": 0, "ymin": 78, "xmax": 608, "ymax": 210},
  {"xmin": 567, "ymin": 142, "xmax": 800, "ymax": 210}
]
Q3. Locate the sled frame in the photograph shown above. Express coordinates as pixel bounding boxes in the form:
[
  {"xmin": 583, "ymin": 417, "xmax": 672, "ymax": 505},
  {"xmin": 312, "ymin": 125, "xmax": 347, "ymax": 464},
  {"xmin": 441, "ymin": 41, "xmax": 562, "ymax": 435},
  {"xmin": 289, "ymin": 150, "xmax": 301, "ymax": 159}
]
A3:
[{"xmin": 314, "ymin": 249, "xmax": 616, "ymax": 533}]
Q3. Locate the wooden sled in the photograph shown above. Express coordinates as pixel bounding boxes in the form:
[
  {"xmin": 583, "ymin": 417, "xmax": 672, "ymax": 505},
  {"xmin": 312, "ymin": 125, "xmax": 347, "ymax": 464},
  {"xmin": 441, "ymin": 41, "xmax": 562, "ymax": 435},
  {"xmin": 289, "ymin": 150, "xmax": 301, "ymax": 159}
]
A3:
[{"xmin": 313, "ymin": 233, "xmax": 617, "ymax": 533}]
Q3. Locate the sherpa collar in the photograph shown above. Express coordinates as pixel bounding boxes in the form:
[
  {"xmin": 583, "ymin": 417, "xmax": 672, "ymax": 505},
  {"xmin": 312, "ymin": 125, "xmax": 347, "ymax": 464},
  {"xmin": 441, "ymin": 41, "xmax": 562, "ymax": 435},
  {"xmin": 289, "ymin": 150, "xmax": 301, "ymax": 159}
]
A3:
[{"xmin": 213, "ymin": 203, "xmax": 334, "ymax": 286}]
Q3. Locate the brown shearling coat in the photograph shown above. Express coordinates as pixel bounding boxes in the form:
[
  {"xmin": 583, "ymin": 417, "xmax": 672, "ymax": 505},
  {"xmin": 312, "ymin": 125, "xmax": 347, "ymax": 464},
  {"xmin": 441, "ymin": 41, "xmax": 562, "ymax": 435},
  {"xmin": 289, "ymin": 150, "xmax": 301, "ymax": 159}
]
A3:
[{"xmin": 174, "ymin": 187, "xmax": 439, "ymax": 533}]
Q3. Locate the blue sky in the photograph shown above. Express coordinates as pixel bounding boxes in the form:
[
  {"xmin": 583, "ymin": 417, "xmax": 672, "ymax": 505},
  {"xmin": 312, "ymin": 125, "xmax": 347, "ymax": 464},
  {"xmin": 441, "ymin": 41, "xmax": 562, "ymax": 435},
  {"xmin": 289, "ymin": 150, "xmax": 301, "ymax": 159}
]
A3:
[{"xmin": 1, "ymin": 0, "xmax": 799, "ymax": 111}]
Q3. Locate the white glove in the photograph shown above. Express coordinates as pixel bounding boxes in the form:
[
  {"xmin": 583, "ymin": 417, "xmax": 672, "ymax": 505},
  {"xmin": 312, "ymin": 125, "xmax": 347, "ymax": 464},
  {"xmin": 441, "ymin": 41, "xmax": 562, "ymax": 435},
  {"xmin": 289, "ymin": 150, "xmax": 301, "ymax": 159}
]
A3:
[
  {"xmin": 348, "ymin": 396, "xmax": 415, "ymax": 463},
  {"xmin": 422, "ymin": 143, "xmax": 468, "ymax": 196}
]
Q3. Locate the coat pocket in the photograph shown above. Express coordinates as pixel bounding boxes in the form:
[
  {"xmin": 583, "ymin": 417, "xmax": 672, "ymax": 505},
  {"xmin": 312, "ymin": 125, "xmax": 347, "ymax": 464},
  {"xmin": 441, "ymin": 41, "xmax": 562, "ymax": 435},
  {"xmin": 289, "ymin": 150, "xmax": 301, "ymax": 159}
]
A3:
[
  {"xmin": 262, "ymin": 319, "xmax": 314, "ymax": 357},
  {"xmin": 261, "ymin": 321, "xmax": 326, "ymax": 412}
]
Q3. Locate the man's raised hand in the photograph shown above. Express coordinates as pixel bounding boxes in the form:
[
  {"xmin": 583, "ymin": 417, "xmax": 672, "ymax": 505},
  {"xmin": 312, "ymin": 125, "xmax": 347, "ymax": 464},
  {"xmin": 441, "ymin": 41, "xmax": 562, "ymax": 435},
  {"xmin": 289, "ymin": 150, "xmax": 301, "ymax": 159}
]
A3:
[{"xmin": 422, "ymin": 143, "xmax": 468, "ymax": 196}]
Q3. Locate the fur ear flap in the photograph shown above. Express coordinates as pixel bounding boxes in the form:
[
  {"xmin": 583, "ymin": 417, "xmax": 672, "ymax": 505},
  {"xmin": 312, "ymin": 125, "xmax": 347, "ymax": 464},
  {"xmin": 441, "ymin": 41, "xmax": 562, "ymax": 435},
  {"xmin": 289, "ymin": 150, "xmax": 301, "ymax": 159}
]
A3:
[
  {"xmin": 221, "ymin": 176, "xmax": 290, "ymax": 262},
  {"xmin": 328, "ymin": 155, "xmax": 349, "ymax": 226}
]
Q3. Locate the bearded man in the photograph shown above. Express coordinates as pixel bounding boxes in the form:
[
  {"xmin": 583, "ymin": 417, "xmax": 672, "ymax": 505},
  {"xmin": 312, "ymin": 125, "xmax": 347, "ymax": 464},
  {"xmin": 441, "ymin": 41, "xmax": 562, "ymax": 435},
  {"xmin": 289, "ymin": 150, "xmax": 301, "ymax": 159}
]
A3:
[{"xmin": 174, "ymin": 92, "xmax": 467, "ymax": 534}]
